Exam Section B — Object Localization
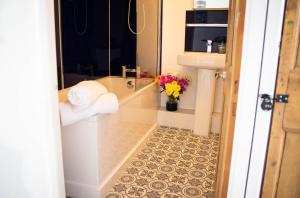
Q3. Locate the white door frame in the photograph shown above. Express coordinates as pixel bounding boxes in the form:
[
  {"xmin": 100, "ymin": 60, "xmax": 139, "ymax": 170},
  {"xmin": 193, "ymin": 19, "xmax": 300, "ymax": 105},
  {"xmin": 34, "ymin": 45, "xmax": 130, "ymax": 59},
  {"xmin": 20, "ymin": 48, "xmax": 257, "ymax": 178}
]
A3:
[{"xmin": 227, "ymin": 0, "xmax": 286, "ymax": 197}]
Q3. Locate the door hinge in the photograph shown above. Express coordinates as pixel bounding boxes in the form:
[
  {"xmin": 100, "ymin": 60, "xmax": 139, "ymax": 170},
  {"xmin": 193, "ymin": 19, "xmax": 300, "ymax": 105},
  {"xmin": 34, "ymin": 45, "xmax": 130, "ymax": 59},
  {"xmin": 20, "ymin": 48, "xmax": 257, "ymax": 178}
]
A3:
[
  {"xmin": 259, "ymin": 94, "xmax": 289, "ymax": 111},
  {"xmin": 215, "ymin": 71, "xmax": 227, "ymax": 79}
]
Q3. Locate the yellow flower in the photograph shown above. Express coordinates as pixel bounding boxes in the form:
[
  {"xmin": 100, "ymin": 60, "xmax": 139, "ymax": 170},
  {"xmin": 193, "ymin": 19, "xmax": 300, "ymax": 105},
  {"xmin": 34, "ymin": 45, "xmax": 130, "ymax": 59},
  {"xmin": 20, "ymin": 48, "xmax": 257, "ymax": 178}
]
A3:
[
  {"xmin": 166, "ymin": 88, "xmax": 173, "ymax": 96},
  {"xmin": 173, "ymin": 91, "xmax": 180, "ymax": 98},
  {"xmin": 174, "ymin": 85, "xmax": 181, "ymax": 92},
  {"xmin": 171, "ymin": 81, "xmax": 178, "ymax": 86},
  {"xmin": 165, "ymin": 83, "xmax": 173, "ymax": 91}
]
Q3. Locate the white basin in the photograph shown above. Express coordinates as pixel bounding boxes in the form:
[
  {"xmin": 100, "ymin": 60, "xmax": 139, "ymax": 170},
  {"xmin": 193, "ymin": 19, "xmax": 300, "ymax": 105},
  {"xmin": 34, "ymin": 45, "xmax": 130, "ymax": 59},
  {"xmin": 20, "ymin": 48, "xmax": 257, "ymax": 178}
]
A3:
[
  {"xmin": 177, "ymin": 52, "xmax": 226, "ymax": 136},
  {"xmin": 177, "ymin": 52, "xmax": 226, "ymax": 69}
]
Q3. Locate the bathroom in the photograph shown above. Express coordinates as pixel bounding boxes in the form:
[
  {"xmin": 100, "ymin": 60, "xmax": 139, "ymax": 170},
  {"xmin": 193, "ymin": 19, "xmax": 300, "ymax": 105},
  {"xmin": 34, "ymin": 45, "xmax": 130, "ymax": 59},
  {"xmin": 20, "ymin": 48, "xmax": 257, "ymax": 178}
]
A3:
[
  {"xmin": 2, "ymin": 0, "xmax": 299, "ymax": 198},
  {"xmin": 56, "ymin": 0, "xmax": 230, "ymax": 197}
]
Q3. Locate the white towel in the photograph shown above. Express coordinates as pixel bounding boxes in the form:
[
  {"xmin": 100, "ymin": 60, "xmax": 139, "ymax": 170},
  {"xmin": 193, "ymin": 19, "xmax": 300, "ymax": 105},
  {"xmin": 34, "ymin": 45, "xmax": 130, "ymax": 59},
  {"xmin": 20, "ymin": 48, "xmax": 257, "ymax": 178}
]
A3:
[
  {"xmin": 67, "ymin": 81, "xmax": 108, "ymax": 112},
  {"xmin": 60, "ymin": 93, "xmax": 119, "ymax": 126}
]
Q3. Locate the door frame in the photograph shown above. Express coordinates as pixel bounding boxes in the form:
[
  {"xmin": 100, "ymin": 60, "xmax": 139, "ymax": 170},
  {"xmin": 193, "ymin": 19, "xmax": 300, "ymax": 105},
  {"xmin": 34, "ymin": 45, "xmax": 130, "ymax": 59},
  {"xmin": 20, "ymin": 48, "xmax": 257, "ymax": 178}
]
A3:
[
  {"xmin": 215, "ymin": 0, "xmax": 246, "ymax": 196},
  {"xmin": 227, "ymin": 0, "xmax": 286, "ymax": 197},
  {"xmin": 244, "ymin": 0, "xmax": 286, "ymax": 197}
]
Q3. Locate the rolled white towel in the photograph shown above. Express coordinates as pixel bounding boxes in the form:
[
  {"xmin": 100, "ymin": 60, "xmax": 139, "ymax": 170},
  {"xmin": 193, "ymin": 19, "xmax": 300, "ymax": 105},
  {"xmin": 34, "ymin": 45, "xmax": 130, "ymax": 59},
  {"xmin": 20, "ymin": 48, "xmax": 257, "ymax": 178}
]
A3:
[
  {"xmin": 60, "ymin": 92, "xmax": 119, "ymax": 126},
  {"xmin": 67, "ymin": 81, "xmax": 108, "ymax": 112}
]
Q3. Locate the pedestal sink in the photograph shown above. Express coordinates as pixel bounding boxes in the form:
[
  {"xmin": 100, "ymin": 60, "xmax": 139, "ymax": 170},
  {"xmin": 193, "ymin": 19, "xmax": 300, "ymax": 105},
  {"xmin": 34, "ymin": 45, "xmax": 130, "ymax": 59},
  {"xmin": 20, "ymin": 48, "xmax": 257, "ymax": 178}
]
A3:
[{"xmin": 177, "ymin": 52, "xmax": 226, "ymax": 136}]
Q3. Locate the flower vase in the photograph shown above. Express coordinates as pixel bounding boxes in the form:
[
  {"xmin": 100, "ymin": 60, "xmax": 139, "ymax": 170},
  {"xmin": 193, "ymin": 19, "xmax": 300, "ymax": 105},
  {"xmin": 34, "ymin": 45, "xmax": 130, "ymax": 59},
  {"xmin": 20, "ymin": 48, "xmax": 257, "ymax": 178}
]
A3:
[{"xmin": 166, "ymin": 99, "xmax": 178, "ymax": 111}]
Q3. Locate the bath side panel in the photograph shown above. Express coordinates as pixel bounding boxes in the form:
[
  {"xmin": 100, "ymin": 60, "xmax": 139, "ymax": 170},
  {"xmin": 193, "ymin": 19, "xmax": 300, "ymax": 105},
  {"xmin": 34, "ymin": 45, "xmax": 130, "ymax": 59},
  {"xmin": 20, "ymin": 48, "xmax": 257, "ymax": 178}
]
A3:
[
  {"xmin": 61, "ymin": 117, "xmax": 100, "ymax": 198},
  {"xmin": 98, "ymin": 83, "xmax": 159, "ymax": 189}
]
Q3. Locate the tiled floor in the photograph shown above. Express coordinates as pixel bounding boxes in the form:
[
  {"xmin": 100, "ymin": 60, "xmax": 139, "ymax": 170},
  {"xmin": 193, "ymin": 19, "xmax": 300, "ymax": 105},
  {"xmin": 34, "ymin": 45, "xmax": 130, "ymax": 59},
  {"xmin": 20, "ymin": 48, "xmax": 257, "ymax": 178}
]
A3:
[{"xmin": 105, "ymin": 126, "xmax": 220, "ymax": 198}]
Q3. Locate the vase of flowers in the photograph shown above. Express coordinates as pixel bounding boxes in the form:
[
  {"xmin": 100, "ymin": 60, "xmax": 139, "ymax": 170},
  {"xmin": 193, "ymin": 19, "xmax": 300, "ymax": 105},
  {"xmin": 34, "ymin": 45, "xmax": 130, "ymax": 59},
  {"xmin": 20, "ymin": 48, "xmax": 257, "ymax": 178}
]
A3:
[{"xmin": 157, "ymin": 74, "xmax": 190, "ymax": 111}]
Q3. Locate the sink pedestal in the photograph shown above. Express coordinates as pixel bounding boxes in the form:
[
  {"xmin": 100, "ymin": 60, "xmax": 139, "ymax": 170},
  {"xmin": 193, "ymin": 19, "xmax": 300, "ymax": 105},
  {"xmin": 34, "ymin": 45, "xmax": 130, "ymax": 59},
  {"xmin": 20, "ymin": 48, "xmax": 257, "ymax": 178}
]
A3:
[
  {"xmin": 177, "ymin": 52, "xmax": 225, "ymax": 136},
  {"xmin": 194, "ymin": 69, "xmax": 216, "ymax": 136}
]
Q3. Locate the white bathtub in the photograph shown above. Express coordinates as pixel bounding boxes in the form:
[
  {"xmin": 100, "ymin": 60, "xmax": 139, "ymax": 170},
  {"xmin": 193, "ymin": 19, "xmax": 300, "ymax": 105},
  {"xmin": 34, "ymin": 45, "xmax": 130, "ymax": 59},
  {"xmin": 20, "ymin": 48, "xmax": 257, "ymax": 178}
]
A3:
[{"xmin": 60, "ymin": 77, "xmax": 159, "ymax": 198}]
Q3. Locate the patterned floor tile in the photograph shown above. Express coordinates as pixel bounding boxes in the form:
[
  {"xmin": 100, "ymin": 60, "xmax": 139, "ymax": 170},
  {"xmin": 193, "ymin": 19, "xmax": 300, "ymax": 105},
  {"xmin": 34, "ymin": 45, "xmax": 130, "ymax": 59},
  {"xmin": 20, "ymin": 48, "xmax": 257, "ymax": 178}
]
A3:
[{"xmin": 105, "ymin": 126, "xmax": 219, "ymax": 198}]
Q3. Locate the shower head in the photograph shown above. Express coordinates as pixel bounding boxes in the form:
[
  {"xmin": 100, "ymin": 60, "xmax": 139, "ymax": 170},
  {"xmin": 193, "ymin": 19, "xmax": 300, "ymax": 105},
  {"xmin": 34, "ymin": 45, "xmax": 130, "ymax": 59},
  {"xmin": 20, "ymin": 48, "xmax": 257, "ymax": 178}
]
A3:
[{"xmin": 128, "ymin": 0, "xmax": 146, "ymax": 35}]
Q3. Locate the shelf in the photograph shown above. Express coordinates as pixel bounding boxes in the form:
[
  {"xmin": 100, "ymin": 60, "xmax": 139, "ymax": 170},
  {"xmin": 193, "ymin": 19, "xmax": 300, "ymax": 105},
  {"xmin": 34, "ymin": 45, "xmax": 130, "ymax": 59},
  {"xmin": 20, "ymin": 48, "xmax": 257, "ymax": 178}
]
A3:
[
  {"xmin": 158, "ymin": 107, "xmax": 195, "ymax": 115},
  {"xmin": 158, "ymin": 107, "xmax": 195, "ymax": 130}
]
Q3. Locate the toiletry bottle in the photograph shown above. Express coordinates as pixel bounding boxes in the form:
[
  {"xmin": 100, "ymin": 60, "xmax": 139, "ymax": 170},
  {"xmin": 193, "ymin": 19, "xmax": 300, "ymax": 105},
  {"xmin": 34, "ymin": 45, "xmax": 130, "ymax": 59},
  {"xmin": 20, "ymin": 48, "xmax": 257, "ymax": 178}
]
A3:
[{"xmin": 207, "ymin": 40, "xmax": 212, "ymax": 53}]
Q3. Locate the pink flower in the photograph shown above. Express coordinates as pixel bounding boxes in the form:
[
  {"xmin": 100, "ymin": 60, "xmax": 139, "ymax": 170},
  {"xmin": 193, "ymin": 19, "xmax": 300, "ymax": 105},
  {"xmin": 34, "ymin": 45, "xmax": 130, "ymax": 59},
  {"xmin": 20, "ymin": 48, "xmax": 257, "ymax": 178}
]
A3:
[
  {"xmin": 159, "ymin": 76, "xmax": 166, "ymax": 86},
  {"xmin": 165, "ymin": 75, "xmax": 176, "ymax": 83}
]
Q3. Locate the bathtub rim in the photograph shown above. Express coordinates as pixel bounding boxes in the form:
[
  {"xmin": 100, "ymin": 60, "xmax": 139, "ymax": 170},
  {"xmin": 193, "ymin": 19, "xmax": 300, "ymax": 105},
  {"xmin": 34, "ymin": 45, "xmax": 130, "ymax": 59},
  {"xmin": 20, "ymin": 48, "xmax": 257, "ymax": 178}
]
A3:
[
  {"xmin": 118, "ymin": 81, "xmax": 157, "ymax": 106},
  {"xmin": 95, "ymin": 76, "xmax": 156, "ymax": 106}
]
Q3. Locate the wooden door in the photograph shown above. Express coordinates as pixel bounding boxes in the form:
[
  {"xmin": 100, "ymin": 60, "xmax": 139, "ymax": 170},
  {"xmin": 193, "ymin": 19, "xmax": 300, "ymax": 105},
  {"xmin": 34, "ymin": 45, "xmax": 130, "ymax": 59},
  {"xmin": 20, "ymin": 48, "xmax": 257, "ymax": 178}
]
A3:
[
  {"xmin": 262, "ymin": 0, "xmax": 300, "ymax": 197},
  {"xmin": 215, "ymin": 0, "xmax": 246, "ymax": 197}
]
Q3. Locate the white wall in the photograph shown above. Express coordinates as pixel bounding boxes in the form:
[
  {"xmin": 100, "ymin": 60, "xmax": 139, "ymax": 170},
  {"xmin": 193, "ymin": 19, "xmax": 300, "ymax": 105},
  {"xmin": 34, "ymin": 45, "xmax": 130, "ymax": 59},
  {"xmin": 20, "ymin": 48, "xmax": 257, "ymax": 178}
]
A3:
[
  {"xmin": 161, "ymin": 0, "xmax": 195, "ymax": 109},
  {"xmin": 0, "ymin": 1, "xmax": 65, "ymax": 198},
  {"xmin": 161, "ymin": 0, "xmax": 228, "ymax": 110}
]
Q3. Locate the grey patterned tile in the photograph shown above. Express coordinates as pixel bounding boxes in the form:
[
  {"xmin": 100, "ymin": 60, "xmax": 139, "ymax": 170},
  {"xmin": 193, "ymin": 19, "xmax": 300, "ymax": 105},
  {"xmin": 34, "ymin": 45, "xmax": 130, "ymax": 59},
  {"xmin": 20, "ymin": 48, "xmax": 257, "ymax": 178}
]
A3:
[{"xmin": 105, "ymin": 126, "xmax": 220, "ymax": 198}]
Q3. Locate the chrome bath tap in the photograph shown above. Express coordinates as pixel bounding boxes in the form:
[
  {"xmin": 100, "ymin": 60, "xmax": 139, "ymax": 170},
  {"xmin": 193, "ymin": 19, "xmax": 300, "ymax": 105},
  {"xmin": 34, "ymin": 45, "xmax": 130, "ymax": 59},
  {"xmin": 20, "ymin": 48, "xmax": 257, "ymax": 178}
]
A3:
[{"xmin": 122, "ymin": 65, "xmax": 141, "ymax": 78}]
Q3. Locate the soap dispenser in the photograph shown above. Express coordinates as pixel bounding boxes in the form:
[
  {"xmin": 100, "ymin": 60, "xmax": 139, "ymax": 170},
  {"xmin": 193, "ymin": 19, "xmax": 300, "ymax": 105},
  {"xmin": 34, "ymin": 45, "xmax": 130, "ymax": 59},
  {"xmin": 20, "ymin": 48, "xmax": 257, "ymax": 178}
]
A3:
[{"xmin": 207, "ymin": 40, "xmax": 212, "ymax": 53}]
